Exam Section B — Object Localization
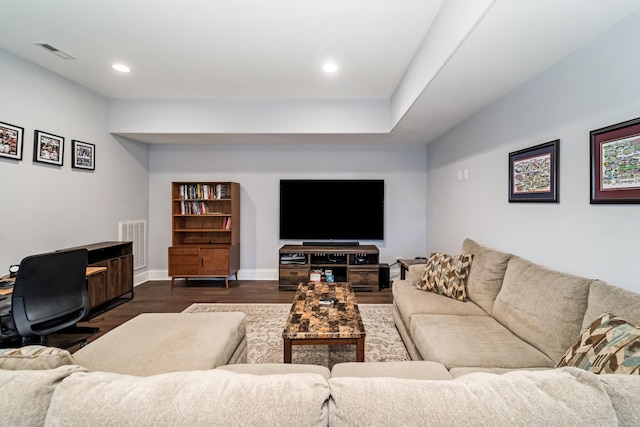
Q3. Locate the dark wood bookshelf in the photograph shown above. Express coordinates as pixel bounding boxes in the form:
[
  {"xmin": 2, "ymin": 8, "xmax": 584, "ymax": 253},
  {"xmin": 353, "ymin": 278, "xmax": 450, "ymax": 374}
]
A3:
[{"xmin": 168, "ymin": 182, "xmax": 240, "ymax": 288}]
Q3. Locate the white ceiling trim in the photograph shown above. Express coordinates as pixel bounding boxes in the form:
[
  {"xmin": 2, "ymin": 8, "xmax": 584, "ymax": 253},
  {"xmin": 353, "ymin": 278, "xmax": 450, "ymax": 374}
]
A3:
[{"xmin": 390, "ymin": 0, "xmax": 496, "ymax": 128}]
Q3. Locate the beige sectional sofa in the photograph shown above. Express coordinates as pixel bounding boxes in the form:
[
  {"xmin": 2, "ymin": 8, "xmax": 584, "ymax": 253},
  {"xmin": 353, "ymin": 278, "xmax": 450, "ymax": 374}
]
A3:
[
  {"xmin": 1, "ymin": 359, "xmax": 639, "ymax": 426},
  {"xmin": 1, "ymin": 237, "xmax": 639, "ymax": 425},
  {"xmin": 392, "ymin": 238, "xmax": 640, "ymax": 372}
]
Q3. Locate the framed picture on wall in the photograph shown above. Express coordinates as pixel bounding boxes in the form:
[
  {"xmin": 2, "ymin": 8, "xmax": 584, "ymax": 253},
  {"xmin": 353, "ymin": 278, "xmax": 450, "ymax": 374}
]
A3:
[
  {"xmin": 508, "ymin": 140, "xmax": 559, "ymax": 203},
  {"xmin": 71, "ymin": 140, "xmax": 95, "ymax": 170},
  {"xmin": 33, "ymin": 130, "xmax": 64, "ymax": 166},
  {"xmin": 590, "ymin": 116, "xmax": 640, "ymax": 204},
  {"xmin": 0, "ymin": 121, "xmax": 24, "ymax": 161}
]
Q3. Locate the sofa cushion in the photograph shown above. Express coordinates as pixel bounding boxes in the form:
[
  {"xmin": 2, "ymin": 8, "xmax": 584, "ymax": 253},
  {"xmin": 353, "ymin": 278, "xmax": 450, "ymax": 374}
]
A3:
[
  {"xmin": 0, "ymin": 345, "xmax": 76, "ymax": 370},
  {"xmin": 418, "ymin": 252, "xmax": 473, "ymax": 301},
  {"xmin": 448, "ymin": 367, "xmax": 551, "ymax": 378},
  {"xmin": 557, "ymin": 312, "xmax": 640, "ymax": 374},
  {"xmin": 599, "ymin": 374, "xmax": 640, "ymax": 426},
  {"xmin": 328, "ymin": 368, "xmax": 617, "ymax": 427},
  {"xmin": 47, "ymin": 369, "xmax": 330, "ymax": 427},
  {"xmin": 492, "ymin": 256, "xmax": 591, "ymax": 363},
  {"xmin": 218, "ymin": 363, "xmax": 330, "ymax": 381},
  {"xmin": 0, "ymin": 365, "xmax": 85, "ymax": 427},
  {"xmin": 392, "ymin": 280, "xmax": 487, "ymax": 330},
  {"xmin": 582, "ymin": 280, "xmax": 640, "ymax": 330},
  {"xmin": 410, "ymin": 314, "xmax": 554, "ymax": 369},
  {"xmin": 461, "ymin": 238, "xmax": 513, "ymax": 315},
  {"xmin": 73, "ymin": 312, "xmax": 246, "ymax": 376},
  {"xmin": 331, "ymin": 361, "xmax": 452, "ymax": 380}
]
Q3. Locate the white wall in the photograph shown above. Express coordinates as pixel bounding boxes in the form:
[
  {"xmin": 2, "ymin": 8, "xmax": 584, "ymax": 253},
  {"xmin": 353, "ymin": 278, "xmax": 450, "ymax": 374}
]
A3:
[
  {"xmin": 148, "ymin": 142, "xmax": 427, "ymax": 279},
  {"xmin": 426, "ymin": 11, "xmax": 640, "ymax": 292},
  {"xmin": 0, "ymin": 50, "xmax": 149, "ymax": 270}
]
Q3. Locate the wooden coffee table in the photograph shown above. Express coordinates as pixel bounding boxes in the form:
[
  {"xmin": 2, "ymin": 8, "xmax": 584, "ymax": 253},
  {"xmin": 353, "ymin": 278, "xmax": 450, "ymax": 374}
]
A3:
[{"xmin": 282, "ymin": 282, "xmax": 366, "ymax": 363}]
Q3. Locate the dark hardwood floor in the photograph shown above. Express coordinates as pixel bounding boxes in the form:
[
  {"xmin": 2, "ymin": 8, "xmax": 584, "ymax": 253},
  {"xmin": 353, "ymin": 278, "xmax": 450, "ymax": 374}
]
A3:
[{"xmin": 57, "ymin": 279, "xmax": 392, "ymax": 350}]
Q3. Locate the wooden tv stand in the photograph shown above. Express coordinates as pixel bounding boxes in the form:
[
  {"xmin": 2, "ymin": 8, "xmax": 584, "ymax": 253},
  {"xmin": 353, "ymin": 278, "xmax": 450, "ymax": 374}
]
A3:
[{"xmin": 278, "ymin": 244, "xmax": 379, "ymax": 291}]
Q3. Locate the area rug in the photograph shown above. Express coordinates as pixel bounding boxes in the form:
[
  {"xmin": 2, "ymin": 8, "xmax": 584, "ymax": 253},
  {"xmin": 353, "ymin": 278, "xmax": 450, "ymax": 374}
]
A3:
[{"xmin": 182, "ymin": 303, "xmax": 410, "ymax": 368}]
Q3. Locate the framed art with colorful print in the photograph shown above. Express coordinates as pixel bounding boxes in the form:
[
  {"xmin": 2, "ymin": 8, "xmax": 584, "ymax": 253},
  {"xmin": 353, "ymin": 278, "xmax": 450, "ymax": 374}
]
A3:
[
  {"xmin": 590, "ymin": 117, "xmax": 640, "ymax": 204},
  {"xmin": 509, "ymin": 140, "xmax": 559, "ymax": 203}
]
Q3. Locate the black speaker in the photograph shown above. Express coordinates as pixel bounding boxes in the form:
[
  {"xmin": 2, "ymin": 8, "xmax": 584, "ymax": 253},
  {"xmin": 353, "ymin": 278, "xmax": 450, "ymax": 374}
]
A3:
[{"xmin": 379, "ymin": 263, "xmax": 390, "ymax": 289}]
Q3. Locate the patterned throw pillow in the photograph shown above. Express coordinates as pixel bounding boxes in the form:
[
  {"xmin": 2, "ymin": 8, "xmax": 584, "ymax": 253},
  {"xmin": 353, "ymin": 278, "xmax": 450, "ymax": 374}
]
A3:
[
  {"xmin": 556, "ymin": 312, "xmax": 640, "ymax": 374},
  {"xmin": 418, "ymin": 252, "xmax": 474, "ymax": 301},
  {"xmin": 0, "ymin": 345, "xmax": 77, "ymax": 370}
]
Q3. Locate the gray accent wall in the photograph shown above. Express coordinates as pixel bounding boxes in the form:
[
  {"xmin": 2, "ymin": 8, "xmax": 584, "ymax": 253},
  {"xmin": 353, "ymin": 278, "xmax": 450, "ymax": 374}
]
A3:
[
  {"xmin": 0, "ymin": 50, "xmax": 149, "ymax": 271},
  {"xmin": 148, "ymin": 142, "xmax": 428, "ymax": 279},
  {"xmin": 426, "ymin": 11, "xmax": 640, "ymax": 293}
]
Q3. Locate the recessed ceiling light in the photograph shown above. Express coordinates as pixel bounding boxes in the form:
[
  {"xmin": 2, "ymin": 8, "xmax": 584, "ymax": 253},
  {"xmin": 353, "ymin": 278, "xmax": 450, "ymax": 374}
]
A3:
[
  {"xmin": 323, "ymin": 62, "xmax": 338, "ymax": 73},
  {"xmin": 112, "ymin": 64, "xmax": 131, "ymax": 73}
]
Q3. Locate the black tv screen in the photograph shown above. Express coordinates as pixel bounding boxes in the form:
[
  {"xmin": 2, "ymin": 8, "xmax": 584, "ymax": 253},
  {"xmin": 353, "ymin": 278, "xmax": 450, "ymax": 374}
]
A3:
[{"xmin": 279, "ymin": 179, "xmax": 384, "ymax": 241}]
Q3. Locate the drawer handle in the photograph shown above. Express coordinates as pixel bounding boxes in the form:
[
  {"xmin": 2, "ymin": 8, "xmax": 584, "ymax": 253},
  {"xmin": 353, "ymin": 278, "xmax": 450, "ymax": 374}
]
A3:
[{"xmin": 291, "ymin": 272, "xmax": 298, "ymax": 276}]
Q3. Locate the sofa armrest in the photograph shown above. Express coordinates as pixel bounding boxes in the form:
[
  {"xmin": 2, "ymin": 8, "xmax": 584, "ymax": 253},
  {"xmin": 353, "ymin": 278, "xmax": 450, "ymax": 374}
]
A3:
[{"xmin": 407, "ymin": 263, "xmax": 427, "ymax": 287}]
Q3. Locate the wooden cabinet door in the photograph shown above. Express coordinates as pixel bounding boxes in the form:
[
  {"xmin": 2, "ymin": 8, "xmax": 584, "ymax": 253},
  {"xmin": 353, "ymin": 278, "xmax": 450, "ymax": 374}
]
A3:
[
  {"xmin": 168, "ymin": 247, "xmax": 199, "ymax": 276},
  {"xmin": 87, "ymin": 271, "xmax": 107, "ymax": 308},
  {"xmin": 349, "ymin": 266, "xmax": 379, "ymax": 290},
  {"xmin": 116, "ymin": 254, "xmax": 133, "ymax": 296},
  {"xmin": 200, "ymin": 248, "xmax": 229, "ymax": 275},
  {"xmin": 279, "ymin": 266, "xmax": 309, "ymax": 288},
  {"xmin": 90, "ymin": 259, "xmax": 118, "ymax": 301}
]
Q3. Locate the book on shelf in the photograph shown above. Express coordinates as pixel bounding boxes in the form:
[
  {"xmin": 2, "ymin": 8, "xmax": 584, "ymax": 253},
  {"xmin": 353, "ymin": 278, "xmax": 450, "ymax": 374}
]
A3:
[
  {"xmin": 215, "ymin": 184, "xmax": 227, "ymax": 199},
  {"xmin": 221, "ymin": 217, "xmax": 232, "ymax": 229},
  {"xmin": 179, "ymin": 200, "xmax": 211, "ymax": 215}
]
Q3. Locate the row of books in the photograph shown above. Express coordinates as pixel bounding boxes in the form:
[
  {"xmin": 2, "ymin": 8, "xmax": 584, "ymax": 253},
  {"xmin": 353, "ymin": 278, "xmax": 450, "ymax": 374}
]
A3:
[
  {"xmin": 178, "ymin": 184, "xmax": 228, "ymax": 200},
  {"xmin": 179, "ymin": 201, "xmax": 228, "ymax": 215}
]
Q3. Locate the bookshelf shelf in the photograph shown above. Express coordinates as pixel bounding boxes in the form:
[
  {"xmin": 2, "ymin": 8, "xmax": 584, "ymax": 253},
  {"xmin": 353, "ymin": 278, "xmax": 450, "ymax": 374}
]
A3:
[{"xmin": 168, "ymin": 182, "xmax": 240, "ymax": 288}]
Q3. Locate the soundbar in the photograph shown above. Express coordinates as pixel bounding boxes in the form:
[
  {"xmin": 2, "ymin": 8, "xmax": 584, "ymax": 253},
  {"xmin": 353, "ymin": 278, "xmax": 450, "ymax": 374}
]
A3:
[{"xmin": 302, "ymin": 241, "xmax": 359, "ymax": 247}]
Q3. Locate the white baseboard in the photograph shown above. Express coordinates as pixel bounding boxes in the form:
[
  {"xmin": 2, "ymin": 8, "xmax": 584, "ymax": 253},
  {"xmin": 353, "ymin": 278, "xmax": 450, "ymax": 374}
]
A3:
[{"xmin": 133, "ymin": 270, "xmax": 149, "ymax": 286}]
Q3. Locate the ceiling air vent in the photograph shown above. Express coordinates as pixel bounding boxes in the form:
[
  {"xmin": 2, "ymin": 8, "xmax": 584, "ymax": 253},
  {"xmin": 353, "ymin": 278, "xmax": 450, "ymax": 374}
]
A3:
[{"xmin": 34, "ymin": 43, "xmax": 75, "ymax": 60}]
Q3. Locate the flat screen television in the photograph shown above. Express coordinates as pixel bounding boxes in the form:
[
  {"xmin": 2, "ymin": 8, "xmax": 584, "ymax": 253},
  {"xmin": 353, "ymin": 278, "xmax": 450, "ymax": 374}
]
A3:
[{"xmin": 279, "ymin": 179, "xmax": 384, "ymax": 241}]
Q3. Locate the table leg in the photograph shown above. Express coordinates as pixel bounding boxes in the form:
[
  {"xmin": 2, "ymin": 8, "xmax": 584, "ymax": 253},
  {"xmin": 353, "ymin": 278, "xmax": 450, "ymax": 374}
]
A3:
[
  {"xmin": 284, "ymin": 338, "xmax": 292, "ymax": 363},
  {"xmin": 399, "ymin": 260, "xmax": 407, "ymax": 280},
  {"xmin": 356, "ymin": 338, "xmax": 365, "ymax": 362}
]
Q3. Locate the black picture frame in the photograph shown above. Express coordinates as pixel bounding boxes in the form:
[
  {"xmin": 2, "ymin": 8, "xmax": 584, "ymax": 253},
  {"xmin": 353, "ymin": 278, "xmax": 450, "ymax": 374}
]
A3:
[
  {"xmin": 590, "ymin": 117, "xmax": 640, "ymax": 204},
  {"xmin": 72, "ymin": 140, "xmax": 95, "ymax": 170},
  {"xmin": 0, "ymin": 121, "xmax": 24, "ymax": 161},
  {"xmin": 33, "ymin": 130, "xmax": 64, "ymax": 166},
  {"xmin": 508, "ymin": 140, "xmax": 559, "ymax": 203}
]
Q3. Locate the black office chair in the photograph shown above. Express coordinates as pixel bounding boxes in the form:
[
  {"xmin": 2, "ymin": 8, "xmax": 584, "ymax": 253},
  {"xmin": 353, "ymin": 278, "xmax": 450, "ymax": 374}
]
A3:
[{"xmin": 10, "ymin": 249, "xmax": 91, "ymax": 345}]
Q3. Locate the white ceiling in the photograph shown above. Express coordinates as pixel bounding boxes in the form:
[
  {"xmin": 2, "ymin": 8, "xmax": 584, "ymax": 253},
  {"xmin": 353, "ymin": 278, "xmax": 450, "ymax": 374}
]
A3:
[{"xmin": 1, "ymin": 0, "xmax": 640, "ymax": 145}]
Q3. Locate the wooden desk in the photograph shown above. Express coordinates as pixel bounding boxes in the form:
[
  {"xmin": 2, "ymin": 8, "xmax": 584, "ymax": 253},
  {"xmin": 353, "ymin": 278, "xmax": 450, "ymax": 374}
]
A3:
[
  {"xmin": 86, "ymin": 266, "xmax": 107, "ymax": 277},
  {"xmin": 0, "ymin": 267, "xmax": 107, "ymax": 295}
]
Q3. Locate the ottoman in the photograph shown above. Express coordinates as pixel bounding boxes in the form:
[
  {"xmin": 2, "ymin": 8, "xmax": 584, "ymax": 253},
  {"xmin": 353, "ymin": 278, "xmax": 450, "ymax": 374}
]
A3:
[{"xmin": 73, "ymin": 313, "xmax": 247, "ymax": 376}]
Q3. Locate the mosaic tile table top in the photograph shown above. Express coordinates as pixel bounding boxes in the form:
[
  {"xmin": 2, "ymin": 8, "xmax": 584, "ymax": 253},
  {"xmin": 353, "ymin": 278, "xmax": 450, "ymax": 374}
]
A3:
[{"xmin": 283, "ymin": 282, "xmax": 366, "ymax": 340}]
